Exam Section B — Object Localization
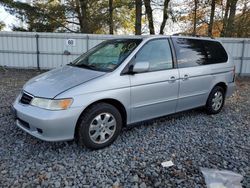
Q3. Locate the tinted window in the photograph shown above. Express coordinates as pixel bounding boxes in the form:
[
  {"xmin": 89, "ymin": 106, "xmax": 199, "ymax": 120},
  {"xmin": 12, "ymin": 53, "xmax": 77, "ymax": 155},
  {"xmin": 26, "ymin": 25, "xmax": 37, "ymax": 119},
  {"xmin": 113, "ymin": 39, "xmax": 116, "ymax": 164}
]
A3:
[
  {"xmin": 134, "ymin": 39, "xmax": 173, "ymax": 71},
  {"xmin": 172, "ymin": 38, "xmax": 207, "ymax": 68},
  {"xmin": 203, "ymin": 41, "xmax": 228, "ymax": 64},
  {"xmin": 172, "ymin": 38, "xmax": 228, "ymax": 68}
]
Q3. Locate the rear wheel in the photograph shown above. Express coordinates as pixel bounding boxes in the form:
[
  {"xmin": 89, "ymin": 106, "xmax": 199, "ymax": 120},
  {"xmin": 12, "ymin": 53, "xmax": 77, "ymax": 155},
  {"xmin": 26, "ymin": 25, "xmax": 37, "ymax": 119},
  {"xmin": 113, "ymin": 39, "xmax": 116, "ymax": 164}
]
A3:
[
  {"xmin": 76, "ymin": 103, "xmax": 122, "ymax": 149},
  {"xmin": 206, "ymin": 86, "xmax": 225, "ymax": 114}
]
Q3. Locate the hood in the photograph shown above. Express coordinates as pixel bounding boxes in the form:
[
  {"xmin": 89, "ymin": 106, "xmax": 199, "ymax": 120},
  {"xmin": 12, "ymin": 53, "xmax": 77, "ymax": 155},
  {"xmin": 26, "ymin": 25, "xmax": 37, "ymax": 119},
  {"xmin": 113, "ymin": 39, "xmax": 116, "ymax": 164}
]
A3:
[{"xmin": 23, "ymin": 65, "xmax": 105, "ymax": 98}]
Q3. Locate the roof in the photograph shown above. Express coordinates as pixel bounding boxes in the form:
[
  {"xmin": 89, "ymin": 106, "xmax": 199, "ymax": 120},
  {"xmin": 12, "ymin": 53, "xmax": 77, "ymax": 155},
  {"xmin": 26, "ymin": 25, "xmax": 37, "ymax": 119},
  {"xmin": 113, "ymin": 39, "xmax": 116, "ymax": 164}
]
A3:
[{"xmin": 110, "ymin": 35, "xmax": 218, "ymax": 42}]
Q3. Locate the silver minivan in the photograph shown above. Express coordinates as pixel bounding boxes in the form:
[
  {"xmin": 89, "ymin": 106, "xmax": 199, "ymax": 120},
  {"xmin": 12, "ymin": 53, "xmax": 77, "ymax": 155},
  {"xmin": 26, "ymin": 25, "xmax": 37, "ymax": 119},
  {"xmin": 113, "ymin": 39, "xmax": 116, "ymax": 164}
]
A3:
[{"xmin": 13, "ymin": 36, "xmax": 235, "ymax": 149}]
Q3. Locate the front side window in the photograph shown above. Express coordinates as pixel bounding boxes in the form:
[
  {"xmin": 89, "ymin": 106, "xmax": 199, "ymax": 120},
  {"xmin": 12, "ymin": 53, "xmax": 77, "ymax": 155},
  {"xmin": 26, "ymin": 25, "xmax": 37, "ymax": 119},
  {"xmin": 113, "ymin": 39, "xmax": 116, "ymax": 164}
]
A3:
[
  {"xmin": 70, "ymin": 39, "xmax": 142, "ymax": 72},
  {"xmin": 134, "ymin": 39, "xmax": 173, "ymax": 72}
]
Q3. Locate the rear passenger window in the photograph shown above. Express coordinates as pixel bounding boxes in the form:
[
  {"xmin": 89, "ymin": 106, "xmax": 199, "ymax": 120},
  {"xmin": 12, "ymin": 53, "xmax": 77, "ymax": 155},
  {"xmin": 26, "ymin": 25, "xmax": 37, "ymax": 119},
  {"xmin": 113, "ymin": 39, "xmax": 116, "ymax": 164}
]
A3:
[
  {"xmin": 172, "ymin": 38, "xmax": 207, "ymax": 68},
  {"xmin": 203, "ymin": 41, "xmax": 228, "ymax": 64},
  {"xmin": 172, "ymin": 38, "xmax": 228, "ymax": 68},
  {"xmin": 134, "ymin": 39, "xmax": 173, "ymax": 71}
]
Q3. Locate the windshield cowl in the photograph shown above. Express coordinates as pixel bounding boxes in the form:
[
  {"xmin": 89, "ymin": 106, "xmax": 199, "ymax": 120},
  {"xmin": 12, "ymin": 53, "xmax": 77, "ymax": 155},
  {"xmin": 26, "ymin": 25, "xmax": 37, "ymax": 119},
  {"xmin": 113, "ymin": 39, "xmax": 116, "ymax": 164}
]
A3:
[{"xmin": 68, "ymin": 63, "xmax": 105, "ymax": 72}]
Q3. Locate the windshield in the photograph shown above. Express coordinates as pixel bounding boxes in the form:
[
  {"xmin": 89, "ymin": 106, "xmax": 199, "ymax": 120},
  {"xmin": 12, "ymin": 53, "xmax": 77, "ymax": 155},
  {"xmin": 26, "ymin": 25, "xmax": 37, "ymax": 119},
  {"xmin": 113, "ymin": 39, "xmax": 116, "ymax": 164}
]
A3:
[{"xmin": 70, "ymin": 39, "xmax": 142, "ymax": 72}]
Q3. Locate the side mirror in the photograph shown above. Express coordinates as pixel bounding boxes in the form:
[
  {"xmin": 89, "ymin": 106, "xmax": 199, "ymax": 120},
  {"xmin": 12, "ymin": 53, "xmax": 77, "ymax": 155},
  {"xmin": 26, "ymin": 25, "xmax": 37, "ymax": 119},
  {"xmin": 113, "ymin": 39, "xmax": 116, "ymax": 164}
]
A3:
[{"xmin": 131, "ymin": 61, "xmax": 150, "ymax": 74}]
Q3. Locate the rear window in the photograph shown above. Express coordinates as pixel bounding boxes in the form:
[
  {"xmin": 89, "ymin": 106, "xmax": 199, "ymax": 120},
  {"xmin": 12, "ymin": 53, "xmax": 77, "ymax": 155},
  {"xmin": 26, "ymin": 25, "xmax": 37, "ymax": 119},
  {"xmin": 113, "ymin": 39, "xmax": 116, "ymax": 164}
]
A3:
[
  {"xmin": 172, "ymin": 38, "xmax": 228, "ymax": 68},
  {"xmin": 202, "ymin": 40, "xmax": 228, "ymax": 64}
]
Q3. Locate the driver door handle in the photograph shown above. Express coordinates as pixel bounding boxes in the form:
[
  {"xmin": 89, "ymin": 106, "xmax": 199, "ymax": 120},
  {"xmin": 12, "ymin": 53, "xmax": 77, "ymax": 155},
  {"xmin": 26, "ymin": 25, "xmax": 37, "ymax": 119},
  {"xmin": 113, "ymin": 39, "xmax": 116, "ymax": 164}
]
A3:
[{"xmin": 169, "ymin": 76, "xmax": 176, "ymax": 83}]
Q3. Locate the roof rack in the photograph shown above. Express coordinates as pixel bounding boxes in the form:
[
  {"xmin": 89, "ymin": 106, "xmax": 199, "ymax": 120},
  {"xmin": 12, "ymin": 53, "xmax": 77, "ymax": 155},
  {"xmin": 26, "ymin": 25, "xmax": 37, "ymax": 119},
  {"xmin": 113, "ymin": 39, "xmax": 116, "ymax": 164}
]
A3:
[{"xmin": 172, "ymin": 33, "xmax": 215, "ymax": 39}]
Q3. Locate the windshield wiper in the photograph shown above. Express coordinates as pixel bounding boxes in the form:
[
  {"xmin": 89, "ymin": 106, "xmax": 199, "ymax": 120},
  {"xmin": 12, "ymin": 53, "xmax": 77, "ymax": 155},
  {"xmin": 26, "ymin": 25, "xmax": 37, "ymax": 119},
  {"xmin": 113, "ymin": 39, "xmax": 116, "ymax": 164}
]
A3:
[
  {"xmin": 74, "ymin": 63, "xmax": 98, "ymax": 70},
  {"xmin": 68, "ymin": 62, "xmax": 109, "ymax": 72},
  {"xmin": 67, "ymin": 62, "xmax": 95, "ymax": 70},
  {"xmin": 67, "ymin": 62, "xmax": 75, "ymax": 66}
]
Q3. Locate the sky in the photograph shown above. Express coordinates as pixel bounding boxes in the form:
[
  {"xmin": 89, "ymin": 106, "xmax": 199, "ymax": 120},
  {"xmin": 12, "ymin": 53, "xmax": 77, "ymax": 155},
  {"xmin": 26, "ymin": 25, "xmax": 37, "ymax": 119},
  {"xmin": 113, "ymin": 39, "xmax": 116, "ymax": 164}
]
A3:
[{"xmin": 0, "ymin": 6, "xmax": 18, "ymax": 31}]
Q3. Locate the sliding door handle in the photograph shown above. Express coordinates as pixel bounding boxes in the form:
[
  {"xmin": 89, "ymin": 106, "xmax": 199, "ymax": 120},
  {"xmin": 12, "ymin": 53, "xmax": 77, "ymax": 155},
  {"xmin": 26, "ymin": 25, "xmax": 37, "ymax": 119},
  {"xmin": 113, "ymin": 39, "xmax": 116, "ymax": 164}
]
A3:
[{"xmin": 182, "ymin": 74, "xmax": 189, "ymax": 80}]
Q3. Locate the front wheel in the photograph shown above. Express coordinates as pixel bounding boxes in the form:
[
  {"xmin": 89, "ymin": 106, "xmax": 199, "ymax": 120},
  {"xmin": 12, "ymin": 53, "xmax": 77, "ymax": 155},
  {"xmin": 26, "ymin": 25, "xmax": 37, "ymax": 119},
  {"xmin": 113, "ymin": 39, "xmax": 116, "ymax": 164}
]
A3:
[
  {"xmin": 76, "ymin": 103, "xmax": 122, "ymax": 150},
  {"xmin": 206, "ymin": 86, "xmax": 225, "ymax": 114}
]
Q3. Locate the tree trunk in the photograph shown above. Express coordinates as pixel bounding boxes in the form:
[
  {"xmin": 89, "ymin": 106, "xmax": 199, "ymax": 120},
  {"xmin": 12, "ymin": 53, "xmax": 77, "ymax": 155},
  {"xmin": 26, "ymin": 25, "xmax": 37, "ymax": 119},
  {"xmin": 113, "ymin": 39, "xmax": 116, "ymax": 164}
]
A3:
[
  {"xmin": 221, "ymin": 0, "xmax": 230, "ymax": 37},
  {"xmin": 109, "ymin": 0, "xmax": 114, "ymax": 34},
  {"xmin": 159, "ymin": 0, "xmax": 170, "ymax": 34},
  {"xmin": 135, "ymin": 0, "xmax": 142, "ymax": 35},
  {"xmin": 238, "ymin": 1, "xmax": 248, "ymax": 37},
  {"xmin": 208, "ymin": 0, "xmax": 215, "ymax": 37},
  {"xmin": 192, "ymin": 0, "xmax": 198, "ymax": 36},
  {"xmin": 78, "ymin": 0, "xmax": 89, "ymax": 33},
  {"xmin": 143, "ymin": 0, "xmax": 155, "ymax": 34},
  {"xmin": 225, "ymin": 0, "xmax": 238, "ymax": 37},
  {"xmin": 75, "ymin": 0, "xmax": 83, "ymax": 32}
]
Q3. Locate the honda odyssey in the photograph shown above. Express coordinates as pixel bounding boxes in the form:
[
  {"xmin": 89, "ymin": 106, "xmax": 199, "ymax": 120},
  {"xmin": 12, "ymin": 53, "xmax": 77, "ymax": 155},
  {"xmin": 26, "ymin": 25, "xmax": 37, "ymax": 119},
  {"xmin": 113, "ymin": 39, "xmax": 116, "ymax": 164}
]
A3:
[{"xmin": 12, "ymin": 36, "xmax": 235, "ymax": 149}]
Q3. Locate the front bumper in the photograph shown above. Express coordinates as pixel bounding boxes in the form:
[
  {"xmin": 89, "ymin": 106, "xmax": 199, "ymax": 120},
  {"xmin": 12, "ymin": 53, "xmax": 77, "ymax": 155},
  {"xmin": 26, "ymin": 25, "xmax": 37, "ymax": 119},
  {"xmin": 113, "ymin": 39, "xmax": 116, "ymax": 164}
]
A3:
[{"xmin": 12, "ymin": 99, "xmax": 83, "ymax": 141}]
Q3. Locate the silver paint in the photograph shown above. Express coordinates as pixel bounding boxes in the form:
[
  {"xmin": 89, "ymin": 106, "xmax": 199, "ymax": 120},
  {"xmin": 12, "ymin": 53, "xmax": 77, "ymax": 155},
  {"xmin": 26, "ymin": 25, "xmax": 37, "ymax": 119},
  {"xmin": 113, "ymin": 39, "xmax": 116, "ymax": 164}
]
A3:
[{"xmin": 13, "ymin": 36, "xmax": 236, "ymax": 142}]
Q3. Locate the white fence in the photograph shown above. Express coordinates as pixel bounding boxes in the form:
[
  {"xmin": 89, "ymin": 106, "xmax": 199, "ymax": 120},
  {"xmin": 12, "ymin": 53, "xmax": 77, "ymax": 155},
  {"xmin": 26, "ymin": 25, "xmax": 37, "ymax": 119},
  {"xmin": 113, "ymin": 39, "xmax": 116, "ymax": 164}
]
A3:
[{"xmin": 0, "ymin": 31, "xmax": 249, "ymax": 75}]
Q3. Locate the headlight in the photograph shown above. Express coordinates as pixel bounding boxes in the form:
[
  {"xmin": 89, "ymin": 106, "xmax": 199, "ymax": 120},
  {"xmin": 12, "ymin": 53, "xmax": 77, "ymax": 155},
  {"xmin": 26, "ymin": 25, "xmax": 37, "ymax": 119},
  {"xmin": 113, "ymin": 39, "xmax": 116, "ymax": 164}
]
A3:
[{"xmin": 30, "ymin": 98, "xmax": 73, "ymax": 110}]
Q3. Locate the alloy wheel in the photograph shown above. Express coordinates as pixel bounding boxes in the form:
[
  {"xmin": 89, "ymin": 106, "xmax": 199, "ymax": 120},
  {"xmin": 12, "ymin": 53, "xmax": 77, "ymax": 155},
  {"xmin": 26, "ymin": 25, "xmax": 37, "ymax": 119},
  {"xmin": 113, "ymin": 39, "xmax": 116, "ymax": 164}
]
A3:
[
  {"xmin": 88, "ymin": 113, "xmax": 117, "ymax": 144},
  {"xmin": 212, "ymin": 91, "xmax": 223, "ymax": 111}
]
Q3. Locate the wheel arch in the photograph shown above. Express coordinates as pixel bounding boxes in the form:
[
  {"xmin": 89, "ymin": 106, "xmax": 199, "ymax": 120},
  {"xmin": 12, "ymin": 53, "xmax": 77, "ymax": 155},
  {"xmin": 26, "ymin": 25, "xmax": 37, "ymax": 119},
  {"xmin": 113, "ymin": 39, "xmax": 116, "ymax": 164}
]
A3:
[
  {"xmin": 206, "ymin": 82, "xmax": 227, "ymax": 105},
  {"xmin": 213, "ymin": 82, "xmax": 227, "ymax": 94},
  {"xmin": 74, "ymin": 98, "xmax": 128, "ymax": 138}
]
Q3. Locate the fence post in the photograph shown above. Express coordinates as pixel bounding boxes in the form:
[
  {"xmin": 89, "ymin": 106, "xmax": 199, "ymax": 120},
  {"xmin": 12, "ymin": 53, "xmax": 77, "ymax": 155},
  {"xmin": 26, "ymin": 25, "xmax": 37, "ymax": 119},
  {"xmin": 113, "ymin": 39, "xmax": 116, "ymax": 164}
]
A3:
[
  {"xmin": 35, "ymin": 34, "xmax": 40, "ymax": 70},
  {"xmin": 239, "ymin": 40, "xmax": 246, "ymax": 76}
]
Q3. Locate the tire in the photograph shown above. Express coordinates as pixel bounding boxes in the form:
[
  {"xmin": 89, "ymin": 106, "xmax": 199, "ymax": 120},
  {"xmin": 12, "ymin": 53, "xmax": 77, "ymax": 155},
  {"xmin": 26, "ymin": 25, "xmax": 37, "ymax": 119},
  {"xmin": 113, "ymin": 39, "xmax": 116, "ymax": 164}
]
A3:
[
  {"xmin": 76, "ymin": 103, "xmax": 122, "ymax": 150},
  {"xmin": 206, "ymin": 86, "xmax": 225, "ymax": 114}
]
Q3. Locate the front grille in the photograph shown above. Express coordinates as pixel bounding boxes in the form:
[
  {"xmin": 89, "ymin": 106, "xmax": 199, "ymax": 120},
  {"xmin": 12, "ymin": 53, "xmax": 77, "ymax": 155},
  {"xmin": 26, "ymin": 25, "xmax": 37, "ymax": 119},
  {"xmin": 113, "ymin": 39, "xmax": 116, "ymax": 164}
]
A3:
[{"xmin": 20, "ymin": 92, "xmax": 33, "ymax": 105}]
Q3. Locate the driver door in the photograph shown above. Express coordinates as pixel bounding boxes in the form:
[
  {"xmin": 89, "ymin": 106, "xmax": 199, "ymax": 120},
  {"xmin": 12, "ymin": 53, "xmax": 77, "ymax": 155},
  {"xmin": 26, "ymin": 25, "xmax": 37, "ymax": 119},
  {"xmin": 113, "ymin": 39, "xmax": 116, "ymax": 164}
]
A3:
[{"xmin": 129, "ymin": 39, "xmax": 179, "ymax": 123}]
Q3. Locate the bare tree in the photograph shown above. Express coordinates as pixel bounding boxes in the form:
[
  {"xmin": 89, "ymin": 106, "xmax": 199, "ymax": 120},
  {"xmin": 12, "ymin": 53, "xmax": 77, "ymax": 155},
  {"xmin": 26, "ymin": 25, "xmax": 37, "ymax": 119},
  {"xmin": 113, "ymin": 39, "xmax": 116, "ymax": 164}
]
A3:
[
  {"xmin": 109, "ymin": 0, "xmax": 114, "ymax": 34},
  {"xmin": 221, "ymin": 0, "xmax": 230, "ymax": 36},
  {"xmin": 135, "ymin": 0, "xmax": 142, "ymax": 35},
  {"xmin": 236, "ymin": 0, "xmax": 250, "ymax": 37},
  {"xmin": 143, "ymin": 0, "xmax": 155, "ymax": 34},
  {"xmin": 159, "ymin": 0, "xmax": 171, "ymax": 34},
  {"xmin": 226, "ymin": 0, "xmax": 238, "ymax": 36},
  {"xmin": 221, "ymin": 0, "xmax": 239, "ymax": 37},
  {"xmin": 77, "ymin": 0, "xmax": 89, "ymax": 33},
  {"xmin": 208, "ymin": 0, "xmax": 216, "ymax": 36},
  {"xmin": 192, "ymin": 0, "xmax": 198, "ymax": 35}
]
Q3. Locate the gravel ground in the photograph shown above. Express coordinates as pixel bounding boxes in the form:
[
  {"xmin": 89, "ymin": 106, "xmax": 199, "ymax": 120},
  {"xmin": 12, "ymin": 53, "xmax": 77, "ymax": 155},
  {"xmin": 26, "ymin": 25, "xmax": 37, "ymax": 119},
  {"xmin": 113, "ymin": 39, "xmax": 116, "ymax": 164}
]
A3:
[{"xmin": 0, "ymin": 68, "xmax": 249, "ymax": 188}]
